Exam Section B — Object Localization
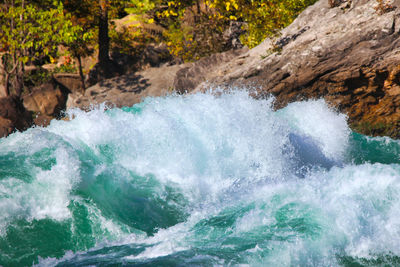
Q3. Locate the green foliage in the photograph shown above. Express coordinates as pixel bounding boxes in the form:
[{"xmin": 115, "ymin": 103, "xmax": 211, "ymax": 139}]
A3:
[
  {"xmin": 23, "ymin": 68, "xmax": 52, "ymax": 88},
  {"xmin": 53, "ymin": 64, "xmax": 77, "ymax": 74},
  {"xmin": 143, "ymin": 0, "xmax": 227, "ymax": 61},
  {"xmin": 0, "ymin": 0, "xmax": 83, "ymax": 95},
  {"xmin": 62, "ymin": 0, "xmax": 132, "ymax": 64},
  {"xmin": 125, "ymin": 0, "xmax": 318, "ymax": 62},
  {"xmin": 125, "ymin": 0, "xmax": 159, "ymax": 15},
  {"xmin": 0, "ymin": 2, "xmax": 80, "ymax": 63},
  {"xmin": 164, "ymin": 24, "xmax": 197, "ymax": 61},
  {"xmin": 209, "ymin": 0, "xmax": 318, "ymax": 48},
  {"xmin": 62, "ymin": 24, "xmax": 95, "ymax": 62},
  {"xmin": 109, "ymin": 23, "xmax": 157, "ymax": 55}
]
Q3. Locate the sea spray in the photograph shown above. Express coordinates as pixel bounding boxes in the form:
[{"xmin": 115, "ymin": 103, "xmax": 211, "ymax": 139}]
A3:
[{"xmin": 0, "ymin": 91, "xmax": 399, "ymax": 266}]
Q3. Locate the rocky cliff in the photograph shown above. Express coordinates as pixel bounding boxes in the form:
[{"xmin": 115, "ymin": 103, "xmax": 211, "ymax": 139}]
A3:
[{"xmin": 193, "ymin": 0, "xmax": 400, "ymax": 137}]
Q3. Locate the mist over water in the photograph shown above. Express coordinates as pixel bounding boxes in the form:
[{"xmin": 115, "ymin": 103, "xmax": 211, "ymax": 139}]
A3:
[{"xmin": 0, "ymin": 91, "xmax": 400, "ymax": 266}]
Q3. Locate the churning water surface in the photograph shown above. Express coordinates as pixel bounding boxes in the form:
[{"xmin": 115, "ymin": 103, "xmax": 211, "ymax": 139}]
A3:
[{"xmin": 0, "ymin": 91, "xmax": 400, "ymax": 266}]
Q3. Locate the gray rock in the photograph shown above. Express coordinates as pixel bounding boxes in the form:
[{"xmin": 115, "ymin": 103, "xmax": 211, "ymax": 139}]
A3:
[
  {"xmin": 67, "ymin": 63, "xmax": 190, "ymax": 110},
  {"xmin": 67, "ymin": 49, "xmax": 246, "ymax": 110},
  {"xmin": 173, "ymin": 49, "xmax": 246, "ymax": 94},
  {"xmin": 194, "ymin": 0, "xmax": 400, "ymax": 138}
]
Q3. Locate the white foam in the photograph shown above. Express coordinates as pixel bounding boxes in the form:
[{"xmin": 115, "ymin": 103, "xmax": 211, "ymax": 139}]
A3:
[
  {"xmin": 281, "ymin": 99, "xmax": 350, "ymax": 160},
  {"xmin": 4, "ymin": 90, "xmax": 400, "ymax": 266},
  {"xmin": 0, "ymin": 145, "xmax": 80, "ymax": 235}
]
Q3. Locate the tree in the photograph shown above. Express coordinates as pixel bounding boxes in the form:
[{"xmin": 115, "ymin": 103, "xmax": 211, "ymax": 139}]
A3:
[
  {"xmin": 63, "ymin": 27, "xmax": 95, "ymax": 89},
  {"xmin": 0, "ymin": 0, "xmax": 80, "ymax": 97},
  {"xmin": 98, "ymin": 0, "xmax": 111, "ymax": 73},
  {"xmin": 126, "ymin": 0, "xmax": 318, "ymax": 62},
  {"xmin": 62, "ymin": 0, "xmax": 131, "ymax": 85},
  {"xmin": 208, "ymin": 0, "xmax": 318, "ymax": 48},
  {"xmin": 128, "ymin": 0, "xmax": 226, "ymax": 61}
]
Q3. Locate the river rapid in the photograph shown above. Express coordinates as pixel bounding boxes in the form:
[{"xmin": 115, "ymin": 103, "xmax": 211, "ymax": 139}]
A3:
[{"xmin": 1, "ymin": 91, "xmax": 400, "ymax": 266}]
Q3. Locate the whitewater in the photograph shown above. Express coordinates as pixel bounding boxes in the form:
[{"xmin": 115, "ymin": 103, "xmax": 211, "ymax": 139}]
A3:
[{"xmin": 1, "ymin": 90, "xmax": 400, "ymax": 266}]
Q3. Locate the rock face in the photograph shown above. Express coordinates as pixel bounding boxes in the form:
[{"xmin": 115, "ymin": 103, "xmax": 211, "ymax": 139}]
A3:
[
  {"xmin": 173, "ymin": 49, "xmax": 246, "ymax": 93},
  {"xmin": 68, "ymin": 49, "xmax": 245, "ymax": 109},
  {"xmin": 23, "ymin": 82, "xmax": 68, "ymax": 126},
  {"xmin": 193, "ymin": 0, "xmax": 400, "ymax": 138},
  {"xmin": 53, "ymin": 73, "xmax": 84, "ymax": 94},
  {"xmin": 67, "ymin": 63, "xmax": 190, "ymax": 109},
  {"xmin": 0, "ymin": 96, "xmax": 32, "ymax": 138},
  {"xmin": 222, "ymin": 21, "xmax": 246, "ymax": 50}
]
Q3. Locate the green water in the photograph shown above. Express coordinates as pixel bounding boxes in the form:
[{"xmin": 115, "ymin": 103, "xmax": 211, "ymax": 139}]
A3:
[{"xmin": 0, "ymin": 92, "xmax": 399, "ymax": 266}]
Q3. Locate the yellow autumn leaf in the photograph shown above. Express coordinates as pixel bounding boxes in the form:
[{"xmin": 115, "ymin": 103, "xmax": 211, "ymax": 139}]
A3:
[
  {"xmin": 226, "ymin": 2, "xmax": 230, "ymax": 11},
  {"xmin": 49, "ymin": 55, "xmax": 56, "ymax": 63}
]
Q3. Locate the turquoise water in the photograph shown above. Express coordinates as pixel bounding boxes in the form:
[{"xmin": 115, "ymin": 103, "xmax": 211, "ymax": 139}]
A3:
[{"xmin": 0, "ymin": 91, "xmax": 400, "ymax": 266}]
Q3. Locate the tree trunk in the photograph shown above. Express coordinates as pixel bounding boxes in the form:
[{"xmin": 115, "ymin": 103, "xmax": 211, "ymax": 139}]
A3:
[
  {"xmin": 88, "ymin": 0, "xmax": 122, "ymax": 85},
  {"xmin": 0, "ymin": 53, "xmax": 19, "ymax": 97},
  {"xmin": 196, "ymin": 0, "xmax": 201, "ymax": 19},
  {"xmin": 77, "ymin": 55, "xmax": 85, "ymax": 90},
  {"xmin": 3, "ymin": 73, "xmax": 10, "ymax": 97},
  {"xmin": 0, "ymin": 55, "xmax": 10, "ymax": 97},
  {"xmin": 14, "ymin": 62, "xmax": 23, "ymax": 97},
  {"xmin": 98, "ymin": 0, "xmax": 110, "ymax": 66},
  {"xmin": 96, "ymin": 0, "xmax": 115, "ymax": 81}
]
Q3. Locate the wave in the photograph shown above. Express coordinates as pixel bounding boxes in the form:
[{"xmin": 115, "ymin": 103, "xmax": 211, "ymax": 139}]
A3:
[{"xmin": 0, "ymin": 91, "xmax": 399, "ymax": 266}]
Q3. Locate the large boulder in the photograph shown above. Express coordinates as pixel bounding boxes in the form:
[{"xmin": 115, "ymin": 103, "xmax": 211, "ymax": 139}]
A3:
[
  {"xmin": 173, "ymin": 49, "xmax": 246, "ymax": 94},
  {"xmin": 67, "ymin": 63, "xmax": 191, "ymax": 110},
  {"xmin": 194, "ymin": 0, "xmax": 400, "ymax": 138},
  {"xmin": 53, "ymin": 73, "xmax": 84, "ymax": 94},
  {"xmin": 22, "ymin": 82, "xmax": 68, "ymax": 126},
  {"xmin": 0, "ymin": 96, "xmax": 33, "ymax": 138},
  {"xmin": 67, "ymin": 49, "xmax": 244, "ymax": 110}
]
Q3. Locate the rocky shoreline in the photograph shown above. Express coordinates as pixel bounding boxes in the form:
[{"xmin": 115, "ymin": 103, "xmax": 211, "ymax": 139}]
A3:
[
  {"xmin": 194, "ymin": 0, "xmax": 400, "ymax": 138},
  {"xmin": 1, "ymin": 0, "xmax": 400, "ymax": 138}
]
